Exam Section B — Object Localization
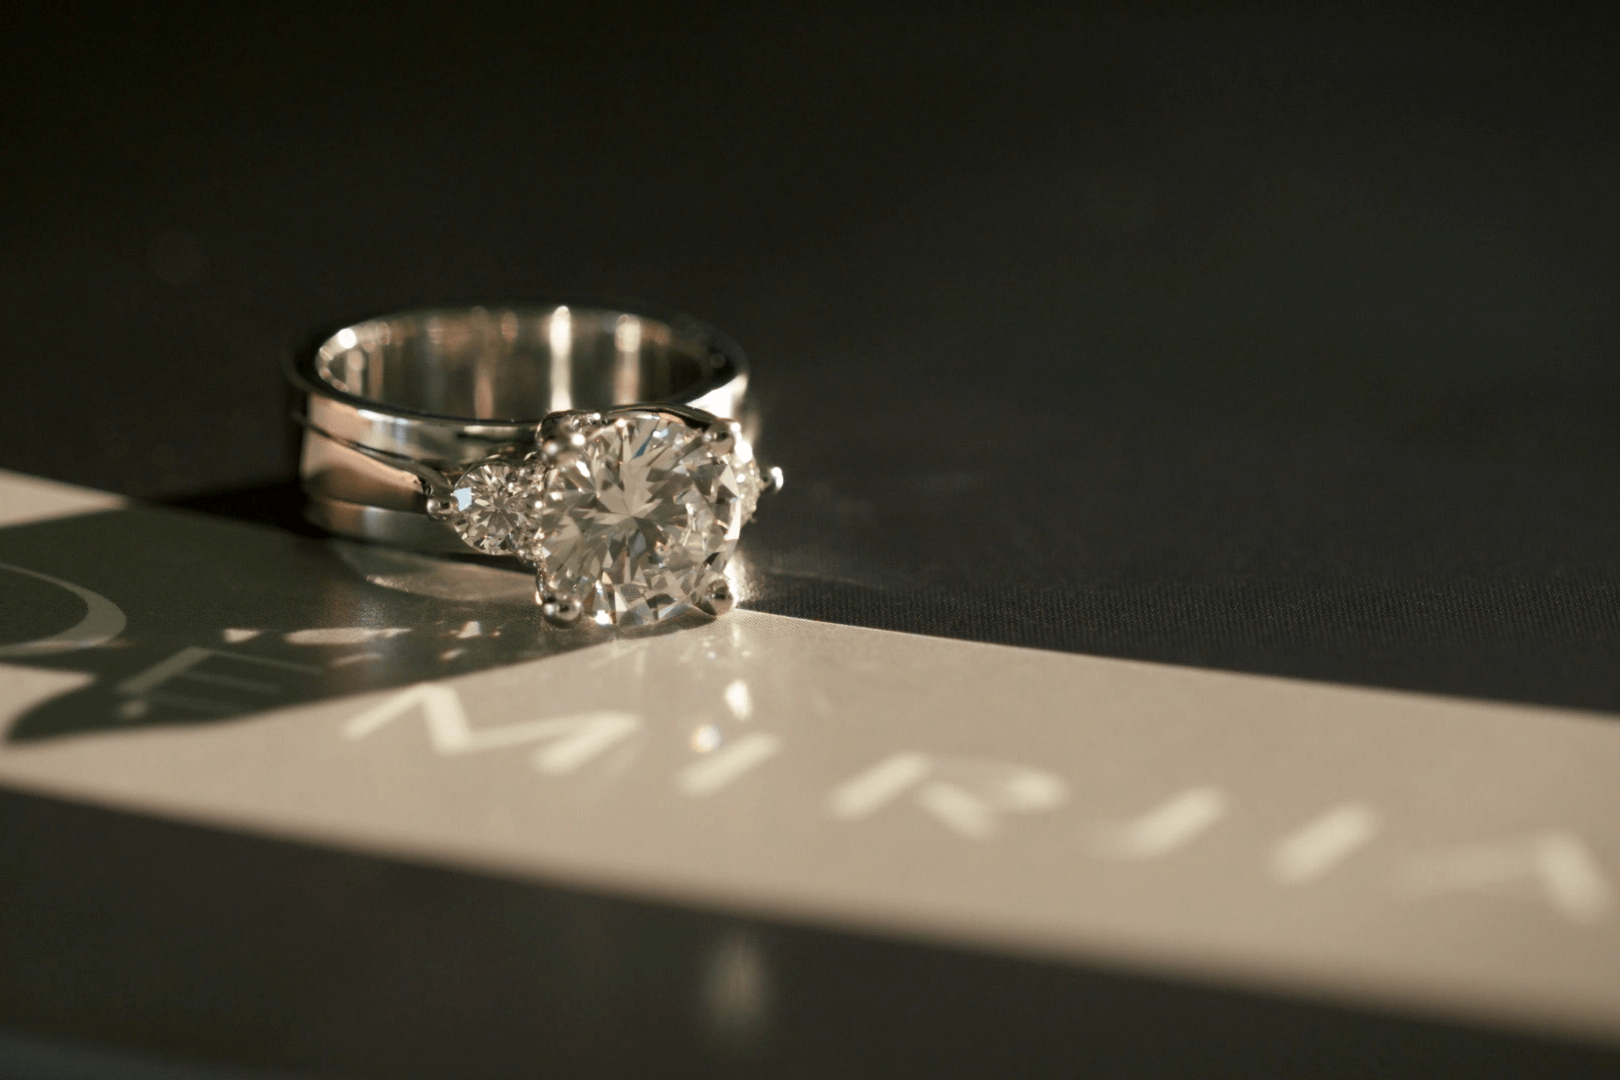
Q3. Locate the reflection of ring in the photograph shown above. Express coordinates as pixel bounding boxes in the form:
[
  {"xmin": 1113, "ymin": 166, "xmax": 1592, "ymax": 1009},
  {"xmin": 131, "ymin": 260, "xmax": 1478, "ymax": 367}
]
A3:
[{"xmin": 289, "ymin": 304, "xmax": 782, "ymax": 629}]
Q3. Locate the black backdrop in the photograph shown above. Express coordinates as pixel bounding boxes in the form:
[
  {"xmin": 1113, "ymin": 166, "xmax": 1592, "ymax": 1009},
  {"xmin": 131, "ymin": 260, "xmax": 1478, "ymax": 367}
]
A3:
[{"xmin": 3, "ymin": 4, "xmax": 1620, "ymax": 1076}]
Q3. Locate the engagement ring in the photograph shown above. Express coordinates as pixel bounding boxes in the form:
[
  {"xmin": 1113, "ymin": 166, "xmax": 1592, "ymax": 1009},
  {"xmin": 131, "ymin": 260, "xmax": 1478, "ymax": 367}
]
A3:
[{"xmin": 289, "ymin": 304, "xmax": 781, "ymax": 628}]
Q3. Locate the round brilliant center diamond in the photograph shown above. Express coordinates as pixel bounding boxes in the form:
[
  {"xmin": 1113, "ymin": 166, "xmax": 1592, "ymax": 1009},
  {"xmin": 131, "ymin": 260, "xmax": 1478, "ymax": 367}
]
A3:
[{"xmin": 538, "ymin": 411, "xmax": 760, "ymax": 626}]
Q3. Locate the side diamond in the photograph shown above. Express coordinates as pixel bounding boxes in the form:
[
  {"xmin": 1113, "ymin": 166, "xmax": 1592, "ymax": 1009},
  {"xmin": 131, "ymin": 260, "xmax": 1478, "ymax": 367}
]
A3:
[{"xmin": 439, "ymin": 455, "xmax": 546, "ymax": 558}]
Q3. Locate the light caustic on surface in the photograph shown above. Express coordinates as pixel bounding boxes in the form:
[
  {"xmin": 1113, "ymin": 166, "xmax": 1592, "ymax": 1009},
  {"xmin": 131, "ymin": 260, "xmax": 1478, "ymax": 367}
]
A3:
[{"xmin": 338, "ymin": 677, "xmax": 1616, "ymax": 929}]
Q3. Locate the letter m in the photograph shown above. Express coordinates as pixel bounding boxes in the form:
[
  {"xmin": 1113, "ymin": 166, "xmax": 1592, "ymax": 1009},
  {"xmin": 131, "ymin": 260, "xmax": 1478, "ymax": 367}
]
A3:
[{"xmin": 342, "ymin": 682, "xmax": 640, "ymax": 775}]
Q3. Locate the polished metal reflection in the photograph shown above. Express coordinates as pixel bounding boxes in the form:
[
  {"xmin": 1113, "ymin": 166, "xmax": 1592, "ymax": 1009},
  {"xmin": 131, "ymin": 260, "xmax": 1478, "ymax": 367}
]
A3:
[
  {"xmin": 304, "ymin": 303, "xmax": 744, "ymax": 425},
  {"xmin": 548, "ymin": 305, "xmax": 573, "ymax": 412},
  {"xmin": 289, "ymin": 303, "xmax": 753, "ymax": 552}
]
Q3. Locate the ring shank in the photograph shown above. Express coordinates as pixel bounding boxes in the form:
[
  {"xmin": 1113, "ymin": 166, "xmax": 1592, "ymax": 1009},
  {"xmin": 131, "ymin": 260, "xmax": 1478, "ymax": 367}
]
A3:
[{"xmin": 290, "ymin": 304, "xmax": 752, "ymax": 549}]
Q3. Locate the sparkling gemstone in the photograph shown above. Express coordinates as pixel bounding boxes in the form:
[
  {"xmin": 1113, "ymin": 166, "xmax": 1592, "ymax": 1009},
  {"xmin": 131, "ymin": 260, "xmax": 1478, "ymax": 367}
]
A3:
[
  {"xmin": 733, "ymin": 439, "xmax": 764, "ymax": 522},
  {"xmin": 538, "ymin": 410, "xmax": 761, "ymax": 626},
  {"xmin": 442, "ymin": 456, "xmax": 545, "ymax": 557}
]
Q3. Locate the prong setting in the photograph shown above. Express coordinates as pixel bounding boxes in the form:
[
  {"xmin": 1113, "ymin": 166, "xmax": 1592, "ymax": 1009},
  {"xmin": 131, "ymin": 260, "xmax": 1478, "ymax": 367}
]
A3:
[
  {"xmin": 539, "ymin": 594, "xmax": 583, "ymax": 627},
  {"xmin": 704, "ymin": 422, "xmax": 739, "ymax": 455},
  {"xmin": 539, "ymin": 430, "xmax": 587, "ymax": 464},
  {"xmin": 536, "ymin": 575, "xmax": 587, "ymax": 627},
  {"xmin": 697, "ymin": 577, "xmax": 735, "ymax": 618},
  {"xmin": 537, "ymin": 410, "xmax": 604, "ymax": 441}
]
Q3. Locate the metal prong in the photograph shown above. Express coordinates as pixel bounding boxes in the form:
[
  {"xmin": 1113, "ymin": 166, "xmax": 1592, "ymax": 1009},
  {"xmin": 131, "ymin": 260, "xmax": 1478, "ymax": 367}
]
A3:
[
  {"xmin": 607, "ymin": 402, "xmax": 721, "ymax": 430},
  {"xmin": 538, "ymin": 410, "xmax": 602, "ymax": 441},
  {"xmin": 764, "ymin": 466, "xmax": 785, "ymax": 496},
  {"xmin": 540, "ymin": 430, "xmax": 586, "ymax": 463},
  {"xmin": 538, "ymin": 592, "xmax": 584, "ymax": 627},
  {"xmin": 704, "ymin": 425, "xmax": 737, "ymax": 454},
  {"xmin": 424, "ymin": 495, "xmax": 457, "ymax": 520},
  {"xmin": 697, "ymin": 578, "xmax": 735, "ymax": 618},
  {"xmin": 536, "ymin": 574, "xmax": 587, "ymax": 627}
]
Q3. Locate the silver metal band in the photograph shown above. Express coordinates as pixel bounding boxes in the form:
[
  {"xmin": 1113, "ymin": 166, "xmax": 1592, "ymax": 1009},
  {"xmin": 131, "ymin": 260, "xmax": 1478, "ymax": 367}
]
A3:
[{"xmin": 289, "ymin": 304, "xmax": 752, "ymax": 550}]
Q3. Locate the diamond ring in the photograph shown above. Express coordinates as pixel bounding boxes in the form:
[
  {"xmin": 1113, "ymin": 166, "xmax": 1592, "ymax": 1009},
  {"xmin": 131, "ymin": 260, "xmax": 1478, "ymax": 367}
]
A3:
[{"xmin": 288, "ymin": 304, "xmax": 782, "ymax": 628}]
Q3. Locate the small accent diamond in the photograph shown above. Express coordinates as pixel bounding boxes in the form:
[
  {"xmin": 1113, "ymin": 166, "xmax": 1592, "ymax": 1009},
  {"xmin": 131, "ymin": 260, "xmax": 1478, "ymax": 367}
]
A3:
[{"xmin": 439, "ymin": 455, "xmax": 545, "ymax": 558}]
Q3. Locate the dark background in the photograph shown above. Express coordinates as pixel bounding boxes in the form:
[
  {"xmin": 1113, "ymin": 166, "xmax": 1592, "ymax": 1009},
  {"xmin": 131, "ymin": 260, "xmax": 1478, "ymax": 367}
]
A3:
[
  {"xmin": 3, "ymin": 3, "xmax": 1620, "ymax": 1076},
  {"xmin": 6, "ymin": 3, "xmax": 1620, "ymax": 707}
]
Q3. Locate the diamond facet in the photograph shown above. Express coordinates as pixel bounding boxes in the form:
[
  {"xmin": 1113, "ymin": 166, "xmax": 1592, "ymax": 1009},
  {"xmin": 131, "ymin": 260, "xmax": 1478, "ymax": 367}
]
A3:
[
  {"xmin": 439, "ymin": 455, "xmax": 545, "ymax": 557},
  {"xmin": 537, "ymin": 410, "xmax": 761, "ymax": 626}
]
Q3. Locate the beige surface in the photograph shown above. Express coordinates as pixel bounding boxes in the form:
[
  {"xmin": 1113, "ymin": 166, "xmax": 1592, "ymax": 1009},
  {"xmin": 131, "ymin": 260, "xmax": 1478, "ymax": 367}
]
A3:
[
  {"xmin": 0, "ymin": 610, "xmax": 1617, "ymax": 1043},
  {"xmin": 0, "ymin": 469, "xmax": 124, "ymax": 528}
]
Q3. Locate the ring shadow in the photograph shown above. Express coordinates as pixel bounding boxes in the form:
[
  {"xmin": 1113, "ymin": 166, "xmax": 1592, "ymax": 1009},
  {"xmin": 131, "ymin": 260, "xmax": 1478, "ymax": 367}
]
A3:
[{"xmin": 0, "ymin": 479, "xmax": 707, "ymax": 744}]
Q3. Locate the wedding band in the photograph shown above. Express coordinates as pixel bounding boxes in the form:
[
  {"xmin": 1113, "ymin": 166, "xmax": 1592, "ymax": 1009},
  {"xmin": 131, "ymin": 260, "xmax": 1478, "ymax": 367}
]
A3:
[{"xmin": 288, "ymin": 303, "xmax": 781, "ymax": 627}]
